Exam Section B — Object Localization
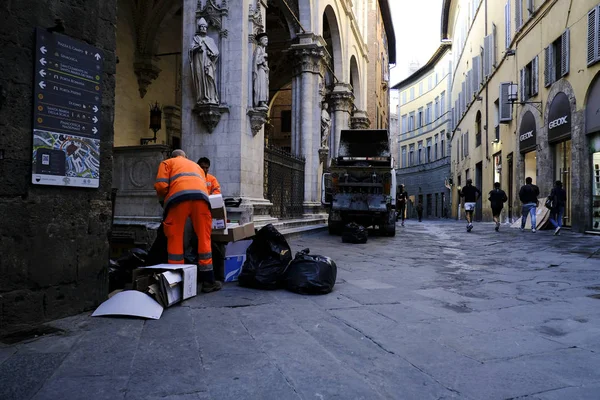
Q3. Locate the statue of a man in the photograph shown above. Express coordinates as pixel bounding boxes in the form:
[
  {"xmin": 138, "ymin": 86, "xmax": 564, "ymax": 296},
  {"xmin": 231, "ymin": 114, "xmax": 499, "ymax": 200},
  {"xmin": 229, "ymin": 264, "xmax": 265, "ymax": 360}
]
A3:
[
  {"xmin": 190, "ymin": 18, "xmax": 219, "ymax": 105},
  {"xmin": 253, "ymin": 33, "xmax": 269, "ymax": 108},
  {"xmin": 321, "ymin": 102, "xmax": 331, "ymax": 148}
]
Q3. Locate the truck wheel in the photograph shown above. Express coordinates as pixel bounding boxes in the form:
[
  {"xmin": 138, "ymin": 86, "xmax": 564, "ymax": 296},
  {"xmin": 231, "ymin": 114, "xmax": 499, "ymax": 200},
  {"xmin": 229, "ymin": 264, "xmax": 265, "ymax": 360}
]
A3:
[
  {"xmin": 328, "ymin": 219, "xmax": 343, "ymax": 235},
  {"xmin": 382, "ymin": 223, "xmax": 396, "ymax": 237}
]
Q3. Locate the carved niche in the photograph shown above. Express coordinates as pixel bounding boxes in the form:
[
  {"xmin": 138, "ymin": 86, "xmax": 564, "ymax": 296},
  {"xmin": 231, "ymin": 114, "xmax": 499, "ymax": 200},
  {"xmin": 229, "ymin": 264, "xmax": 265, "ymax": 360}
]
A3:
[{"xmin": 192, "ymin": 0, "xmax": 229, "ymax": 133}]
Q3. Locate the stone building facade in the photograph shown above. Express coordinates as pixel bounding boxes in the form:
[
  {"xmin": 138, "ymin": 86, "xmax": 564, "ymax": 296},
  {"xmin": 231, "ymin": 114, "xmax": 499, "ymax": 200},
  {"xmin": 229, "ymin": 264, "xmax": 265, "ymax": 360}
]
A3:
[
  {"xmin": 393, "ymin": 44, "xmax": 453, "ymax": 219},
  {"xmin": 0, "ymin": 0, "xmax": 117, "ymax": 335},
  {"xmin": 112, "ymin": 0, "xmax": 396, "ymax": 229},
  {"xmin": 365, "ymin": 0, "xmax": 395, "ymax": 130},
  {"xmin": 443, "ymin": 0, "xmax": 600, "ymax": 233}
]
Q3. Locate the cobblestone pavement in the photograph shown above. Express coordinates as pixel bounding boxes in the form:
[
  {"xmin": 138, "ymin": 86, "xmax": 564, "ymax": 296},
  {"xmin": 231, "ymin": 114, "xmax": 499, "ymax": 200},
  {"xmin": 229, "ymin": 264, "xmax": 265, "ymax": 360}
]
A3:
[{"xmin": 1, "ymin": 220, "xmax": 600, "ymax": 400}]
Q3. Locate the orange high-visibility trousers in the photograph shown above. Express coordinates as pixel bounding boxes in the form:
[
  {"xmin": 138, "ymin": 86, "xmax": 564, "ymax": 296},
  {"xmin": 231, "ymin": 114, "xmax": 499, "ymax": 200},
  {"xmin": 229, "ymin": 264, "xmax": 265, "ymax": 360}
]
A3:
[{"xmin": 163, "ymin": 200, "xmax": 214, "ymax": 281}]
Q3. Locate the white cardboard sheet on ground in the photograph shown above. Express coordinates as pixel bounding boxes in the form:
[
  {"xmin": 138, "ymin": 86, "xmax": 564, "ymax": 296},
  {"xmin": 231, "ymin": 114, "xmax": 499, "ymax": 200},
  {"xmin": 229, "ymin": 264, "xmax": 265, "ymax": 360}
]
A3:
[{"xmin": 92, "ymin": 291, "xmax": 163, "ymax": 320}]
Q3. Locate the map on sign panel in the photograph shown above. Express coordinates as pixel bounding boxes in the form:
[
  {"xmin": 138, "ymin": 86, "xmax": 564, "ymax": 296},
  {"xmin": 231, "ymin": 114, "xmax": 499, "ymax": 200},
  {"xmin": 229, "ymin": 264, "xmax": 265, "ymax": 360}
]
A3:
[{"xmin": 31, "ymin": 27, "xmax": 103, "ymax": 188}]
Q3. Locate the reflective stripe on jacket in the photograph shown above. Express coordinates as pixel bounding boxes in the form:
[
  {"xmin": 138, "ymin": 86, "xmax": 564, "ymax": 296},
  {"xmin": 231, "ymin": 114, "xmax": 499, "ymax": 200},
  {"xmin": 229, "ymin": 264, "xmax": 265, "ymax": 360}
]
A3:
[
  {"xmin": 206, "ymin": 173, "xmax": 221, "ymax": 195},
  {"xmin": 154, "ymin": 156, "xmax": 210, "ymax": 212}
]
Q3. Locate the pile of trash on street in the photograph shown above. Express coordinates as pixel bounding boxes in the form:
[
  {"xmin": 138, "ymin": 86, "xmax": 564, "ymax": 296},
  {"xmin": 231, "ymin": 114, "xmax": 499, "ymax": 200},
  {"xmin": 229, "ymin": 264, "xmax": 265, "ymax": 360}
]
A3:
[{"xmin": 94, "ymin": 224, "xmax": 337, "ymax": 320}]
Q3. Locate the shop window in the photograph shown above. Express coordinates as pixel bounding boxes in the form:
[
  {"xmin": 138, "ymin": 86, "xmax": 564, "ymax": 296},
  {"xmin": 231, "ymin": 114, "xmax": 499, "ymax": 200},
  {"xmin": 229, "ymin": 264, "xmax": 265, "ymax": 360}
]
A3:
[{"xmin": 544, "ymin": 29, "xmax": 570, "ymax": 87}]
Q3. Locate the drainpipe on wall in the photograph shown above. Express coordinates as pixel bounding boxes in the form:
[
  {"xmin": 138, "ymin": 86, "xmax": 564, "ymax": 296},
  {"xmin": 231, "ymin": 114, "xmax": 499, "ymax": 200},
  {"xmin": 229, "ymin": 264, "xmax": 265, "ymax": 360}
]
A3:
[{"xmin": 484, "ymin": 0, "xmax": 490, "ymax": 160}]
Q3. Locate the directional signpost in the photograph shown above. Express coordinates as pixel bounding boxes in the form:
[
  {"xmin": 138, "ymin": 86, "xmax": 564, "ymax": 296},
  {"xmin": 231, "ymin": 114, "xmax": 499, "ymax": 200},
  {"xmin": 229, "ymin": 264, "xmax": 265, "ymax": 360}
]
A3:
[{"xmin": 32, "ymin": 27, "xmax": 103, "ymax": 188}]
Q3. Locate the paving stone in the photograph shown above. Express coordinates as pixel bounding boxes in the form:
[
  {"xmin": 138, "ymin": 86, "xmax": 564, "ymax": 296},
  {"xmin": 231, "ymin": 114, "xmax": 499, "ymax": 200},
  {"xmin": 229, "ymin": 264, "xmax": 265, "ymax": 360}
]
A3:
[
  {"xmin": 32, "ymin": 376, "xmax": 127, "ymax": 400},
  {"xmin": 529, "ymin": 384, "xmax": 600, "ymax": 399},
  {"xmin": 0, "ymin": 352, "xmax": 67, "ymax": 400}
]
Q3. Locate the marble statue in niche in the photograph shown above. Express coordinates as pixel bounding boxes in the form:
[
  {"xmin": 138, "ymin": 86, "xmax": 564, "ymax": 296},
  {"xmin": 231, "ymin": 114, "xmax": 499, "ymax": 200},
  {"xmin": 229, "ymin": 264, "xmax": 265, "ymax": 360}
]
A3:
[
  {"xmin": 321, "ymin": 102, "xmax": 331, "ymax": 148},
  {"xmin": 190, "ymin": 17, "xmax": 219, "ymax": 105},
  {"xmin": 253, "ymin": 32, "xmax": 269, "ymax": 108}
]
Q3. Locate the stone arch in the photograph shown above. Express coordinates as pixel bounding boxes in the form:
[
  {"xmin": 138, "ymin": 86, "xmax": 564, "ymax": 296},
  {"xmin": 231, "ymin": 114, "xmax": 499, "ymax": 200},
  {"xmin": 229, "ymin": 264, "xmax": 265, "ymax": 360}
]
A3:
[
  {"xmin": 349, "ymin": 55, "xmax": 361, "ymax": 108},
  {"xmin": 322, "ymin": 5, "xmax": 344, "ymax": 79},
  {"xmin": 131, "ymin": 0, "xmax": 182, "ymax": 97},
  {"xmin": 584, "ymin": 69, "xmax": 600, "ymax": 134}
]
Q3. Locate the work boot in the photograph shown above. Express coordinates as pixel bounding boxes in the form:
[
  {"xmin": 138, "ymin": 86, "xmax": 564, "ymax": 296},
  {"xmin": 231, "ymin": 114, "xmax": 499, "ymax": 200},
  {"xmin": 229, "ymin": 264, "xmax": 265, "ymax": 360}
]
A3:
[{"xmin": 201, "ymin": 280, "xmax": 223, "ymax": 293}]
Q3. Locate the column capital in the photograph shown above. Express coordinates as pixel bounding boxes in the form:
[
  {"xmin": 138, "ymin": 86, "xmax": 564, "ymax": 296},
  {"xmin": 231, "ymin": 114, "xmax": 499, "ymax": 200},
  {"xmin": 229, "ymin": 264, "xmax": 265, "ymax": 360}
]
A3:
[
  {"xmin": 330, "ymin": 84, "xmax": 354, "ymax": 113},
  {"xmin": 289, "ymin": 43, "xmax": 329, "ymax": 77},
  {"xmin": 350, "ymin": 109, "xmax": 371, "ymax": 129}
]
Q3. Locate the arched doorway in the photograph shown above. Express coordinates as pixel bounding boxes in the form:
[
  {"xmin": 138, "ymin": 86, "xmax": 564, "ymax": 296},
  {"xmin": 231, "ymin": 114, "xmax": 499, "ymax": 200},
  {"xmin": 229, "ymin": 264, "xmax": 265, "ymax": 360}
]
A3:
[{"xmin": 349, "ymin": 55, "xmax": 361, "ymax": 108}]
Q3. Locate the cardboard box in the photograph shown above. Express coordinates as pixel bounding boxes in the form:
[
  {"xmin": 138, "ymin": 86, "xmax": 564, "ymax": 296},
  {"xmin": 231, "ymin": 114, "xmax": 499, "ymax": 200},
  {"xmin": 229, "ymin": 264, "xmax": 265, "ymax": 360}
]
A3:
[
  {"xmin": 224, "ymin": 240, "xmax": 252, "ymax": 282},
  {"xmin": 209, "ymin": 194, "xmax": 227, "ymax": 232},
  {"xmin": 212, "ymin": 222, "xmax": 255, "ymax": 242},
  {"xmin": 132, "ymin": 264, "xmax": 197, "ymax": 306}
]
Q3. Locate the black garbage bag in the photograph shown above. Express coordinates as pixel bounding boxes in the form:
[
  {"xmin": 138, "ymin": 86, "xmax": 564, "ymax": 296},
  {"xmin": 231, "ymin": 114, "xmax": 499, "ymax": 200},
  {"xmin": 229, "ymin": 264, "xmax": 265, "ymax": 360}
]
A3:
[
  {"xmin": 238, "ymin": 224, "xmax": 292, "ymax": 290},
  {"xmin": 283, "ymin": 249, "xmax": 337, "ymax": 295},
  {"xmin": 342, "ymin": 222, "xmax": 368, "ymax": 244},
  {"xmin": 146, "ymin": 223, "xmax": 168, "ymax": 265},
  {"xmin": 109, "ymin": 248, "xmax": 148, "ymax": 291}
]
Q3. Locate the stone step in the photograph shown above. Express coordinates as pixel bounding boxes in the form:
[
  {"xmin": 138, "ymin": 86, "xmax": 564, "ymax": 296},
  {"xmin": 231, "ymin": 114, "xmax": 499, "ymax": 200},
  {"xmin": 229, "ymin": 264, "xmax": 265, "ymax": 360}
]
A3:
[{"xmin": 254, "ymin": 215, "xmax": 329, "ymax": 239}]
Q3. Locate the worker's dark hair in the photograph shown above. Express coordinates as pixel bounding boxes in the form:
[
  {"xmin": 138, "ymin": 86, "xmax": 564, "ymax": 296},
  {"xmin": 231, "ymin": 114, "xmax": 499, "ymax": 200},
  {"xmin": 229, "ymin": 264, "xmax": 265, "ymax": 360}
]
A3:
[
  {"xmin": 494, "ymin": 182, "xmax": 500, "ymax": 188},
  {"xmin": 555, "ymin": 180, "xmax": 563, "ymax": 187},
  {"xmin": 526, "ymin": 177, "xmax": 532, "ymax": 184},
  {"xmin": 197, "ymin": 157, "xmax": 210, "ymax": 166}
]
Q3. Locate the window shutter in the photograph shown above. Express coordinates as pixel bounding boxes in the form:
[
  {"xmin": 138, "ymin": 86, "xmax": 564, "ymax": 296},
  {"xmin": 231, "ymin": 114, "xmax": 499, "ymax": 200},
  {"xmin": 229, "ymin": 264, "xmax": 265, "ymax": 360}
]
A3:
[
  {"xmin": 527, "ymin": 0, "xmax": 535, "ymax": 15},
  {"xmin": 544, "ymin": 45, "xmax": 552, "ymax": 87},
  {"xmin": 561, "ymin": 28, "xmax": 570, "ymax": 77},
  {"xmin": 499, "ymin": 82, "xmax": 512, "ymax": 123},
  {"xmin": 515, "ymin": 0, "xmax": 522, "ymax": 31},
  {"xmin": 520, "ymin": 68, "xmax": 526, "ymax": 102},
  {"xmin": 492, "ymin": 24, "xmax": 498, "ymax": 67},
  {"xmin": 483, "ymin": 35, "xmax": 490, "ymax": 78},
  {"xmin": 505, "ymin": 1, "xmax": 511, "ymax": 49},
  {"xmin": 532, "ymin": 55, "xmax": 539, "ymax": 95},
  {"xmin": 589, "ymin": 7, "xmax": 599, "ymax": 66},
  {"xmin": 473, "ymin": 55, "xmax": 481, "ymax": 90}
]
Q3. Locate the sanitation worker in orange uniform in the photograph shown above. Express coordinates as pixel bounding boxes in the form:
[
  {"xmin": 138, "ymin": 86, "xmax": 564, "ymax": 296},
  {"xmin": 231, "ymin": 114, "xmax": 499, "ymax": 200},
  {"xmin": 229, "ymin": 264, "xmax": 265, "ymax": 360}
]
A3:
[{"xmin": 154, "ymin": 149, "xmax": 222, "ymax": 293}]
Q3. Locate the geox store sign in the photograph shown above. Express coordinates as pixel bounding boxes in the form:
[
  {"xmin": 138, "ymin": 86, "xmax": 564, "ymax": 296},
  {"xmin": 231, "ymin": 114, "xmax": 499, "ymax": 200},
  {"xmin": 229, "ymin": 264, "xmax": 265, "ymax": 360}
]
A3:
[
  {"xmin": 519, "ymin": 111, "xmax": 536, "ymax": 153},
  {"xmin": 547, "ymin": 92, "xmax": 572, "ymax": 143}
]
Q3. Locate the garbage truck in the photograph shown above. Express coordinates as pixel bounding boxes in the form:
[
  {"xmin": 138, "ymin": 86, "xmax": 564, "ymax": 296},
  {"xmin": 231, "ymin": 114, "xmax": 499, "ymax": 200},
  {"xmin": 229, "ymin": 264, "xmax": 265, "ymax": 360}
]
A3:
[{"xmin": 321, "ymin": 129, "xmax": 396, "ymax": 236}]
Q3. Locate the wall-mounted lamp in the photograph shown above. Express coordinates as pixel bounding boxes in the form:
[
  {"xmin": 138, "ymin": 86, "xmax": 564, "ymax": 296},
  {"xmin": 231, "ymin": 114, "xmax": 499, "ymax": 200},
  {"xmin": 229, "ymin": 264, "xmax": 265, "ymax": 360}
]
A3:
[
  {"xmin": 492, "ymin": 138, "xmax": 500, "ymax": 144},
  {"xmin": 506, "ymin": 49, "xmax": 516, "ymax": 56},
  {"xmin": 141, "ymin": 102, "xmax": 162, "ymax": 145}
]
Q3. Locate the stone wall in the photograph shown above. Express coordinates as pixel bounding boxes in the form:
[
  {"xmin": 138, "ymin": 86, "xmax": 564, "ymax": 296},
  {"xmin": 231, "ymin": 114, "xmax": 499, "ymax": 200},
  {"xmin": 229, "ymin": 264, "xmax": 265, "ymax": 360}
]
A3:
[{"xmin": 0, "ymin": 0, "xmax": 117, "ymax": 335}]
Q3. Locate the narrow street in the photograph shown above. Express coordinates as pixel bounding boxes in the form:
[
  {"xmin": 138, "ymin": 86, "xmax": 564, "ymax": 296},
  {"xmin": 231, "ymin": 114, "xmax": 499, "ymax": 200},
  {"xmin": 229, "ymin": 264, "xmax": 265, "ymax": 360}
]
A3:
[{"xmin": 2, "ymin": 220, "xmax": 600, "ymax": 400}]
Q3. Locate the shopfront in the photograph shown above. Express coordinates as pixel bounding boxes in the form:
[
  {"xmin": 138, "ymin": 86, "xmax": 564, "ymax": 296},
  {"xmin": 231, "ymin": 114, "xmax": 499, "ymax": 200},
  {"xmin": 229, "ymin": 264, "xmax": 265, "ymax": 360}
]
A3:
[
  {"xmin": 585, "ymin": 77, "xmax": 600, "ymax": 232},
  {"xmin": 519, "ymin": 111, "xmax": 537, "ymax": 183},
  {"xmin": 547, "ymin": 92, "xmax": 572, "ymax": 227}
]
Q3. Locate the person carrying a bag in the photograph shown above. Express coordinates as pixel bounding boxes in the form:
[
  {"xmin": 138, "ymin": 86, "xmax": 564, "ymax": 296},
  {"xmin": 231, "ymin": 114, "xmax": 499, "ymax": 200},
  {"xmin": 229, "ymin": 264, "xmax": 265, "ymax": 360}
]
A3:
[{"xmin": 547, "ymin": 180, "xmax": 567, "ymax": 236}]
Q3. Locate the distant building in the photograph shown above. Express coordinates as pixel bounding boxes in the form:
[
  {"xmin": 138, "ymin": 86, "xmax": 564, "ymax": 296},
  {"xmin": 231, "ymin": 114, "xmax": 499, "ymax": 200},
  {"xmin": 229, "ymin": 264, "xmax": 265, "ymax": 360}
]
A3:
[
  {"xmin": 442, "ymin": 0, "xmax": 600, "ymax": 232},
  {"xmin": 393, "ymin": 44, "xmax": 453, "ymax": 219}
]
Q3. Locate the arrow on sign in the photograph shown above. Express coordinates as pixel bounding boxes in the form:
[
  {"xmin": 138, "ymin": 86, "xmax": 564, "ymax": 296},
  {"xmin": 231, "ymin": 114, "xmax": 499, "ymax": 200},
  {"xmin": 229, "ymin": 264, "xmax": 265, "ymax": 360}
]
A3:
[
  {"xmin": 94, "ymin": 53, "xmax": 101, "ymax": 61},
  {"xmin": 40, "ymin": 46, "xmax": 47, "ymax": 54},
  {"xmin": 92, "ymin": 105, "xmax": 98, "ymax": 112},
  {"xmin": 39, "ymin": 69, "xmax": 46, "ymax": 77},
  {"xmin": 92, "ymin": 116, "xmax": 98, "ymax": 123},
  {"xmin": 92, "ymin": 127, "xmax": 98, "ymax": 134},
  {"xmin": 39, "ymin": 58, "xmax": 47, "ymax": 66},
  {"xmin": 38, "ymin": 81, "xmax": 46, "ymax": 89}
]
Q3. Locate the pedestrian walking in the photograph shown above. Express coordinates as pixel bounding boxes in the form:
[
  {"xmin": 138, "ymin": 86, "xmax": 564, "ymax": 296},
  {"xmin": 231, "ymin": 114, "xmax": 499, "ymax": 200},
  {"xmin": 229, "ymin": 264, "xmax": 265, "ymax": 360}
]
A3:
[
  {"xmin": 154, "ymin": 150, "xmax": 222, "ymax": 293},
  {"xmin": 547, "ymin": 180, "xmax": 567, "ymax": 236},
  {"xmin": 416, "ymin": 202, "xmax": 423, "ymax": 222},
  {"xmin": 518, "ymin": 177, "xmax": 540, "ymax": 233},
  {"xmin": 459, "ymin": 179, "xmax": 481, "ymax": 232},
  {"xmin": 396, "ymin": 185, "xmax": 408, "ymax": 226},
  {"xmin": 488, "ymin": 182, "xmax": 508, "ymax": 232}
]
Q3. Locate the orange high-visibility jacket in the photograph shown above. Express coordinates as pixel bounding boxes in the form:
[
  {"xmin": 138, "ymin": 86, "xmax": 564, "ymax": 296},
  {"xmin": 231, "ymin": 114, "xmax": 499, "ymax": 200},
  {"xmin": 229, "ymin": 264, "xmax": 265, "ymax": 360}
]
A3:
[
  {"xmin": 206, "ymin": 173, "xmax": 221, "ymax": 195},
  {"xmin": 154, "ymin": 156, "xmax": 210, "ymax": 212}
]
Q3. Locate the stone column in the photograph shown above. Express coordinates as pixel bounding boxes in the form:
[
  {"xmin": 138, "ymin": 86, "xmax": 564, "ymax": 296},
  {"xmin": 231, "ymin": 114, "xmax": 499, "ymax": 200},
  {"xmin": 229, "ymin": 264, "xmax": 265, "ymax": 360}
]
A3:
[
  {"xmin": 351, "ymin": 110, "xmax": 371, "ymax": 129},
  {"xmin": 181, "ymin": 0, "xmax": 272, "ymax": 223},
  {"xmin": 290, "ymin": 36, "xmax": 328, "ymax": 213},
  {"xmin": 330, "ymin": 83, "xmax": 355, "ymax": 158}
]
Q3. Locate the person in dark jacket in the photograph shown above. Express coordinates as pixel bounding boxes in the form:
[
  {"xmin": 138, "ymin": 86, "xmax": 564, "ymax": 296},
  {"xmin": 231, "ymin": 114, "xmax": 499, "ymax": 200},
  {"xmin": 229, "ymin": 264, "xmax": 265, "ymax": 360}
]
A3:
[
  {"xmin": 396, "ymin": 185, "xmax": 408, "ymax": 226},
  {"xmin": 416, "ymin": 202, "xmax": 424, "ymax": 222},
  {"xmin": 519, "ymin": 177, "xmax": 540, "ymax": 232},
  {"xmin": 548, "ymin": 180, "xmax": 567, "ymax": 236},
  {"xmin": 488, "ymin": 182, "xmax": 508, "ymax": 232},
  {"xmin": 459, "ymin": 179, "xmax": 481, "ymax": 232}
]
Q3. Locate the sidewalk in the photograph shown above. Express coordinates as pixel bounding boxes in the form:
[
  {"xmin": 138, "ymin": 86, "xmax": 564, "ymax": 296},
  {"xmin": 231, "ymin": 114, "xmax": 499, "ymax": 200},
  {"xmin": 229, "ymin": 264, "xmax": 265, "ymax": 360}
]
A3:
[{"xmin": 1, "ymin": 220, "xmax": 600, "ymax": 400}]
